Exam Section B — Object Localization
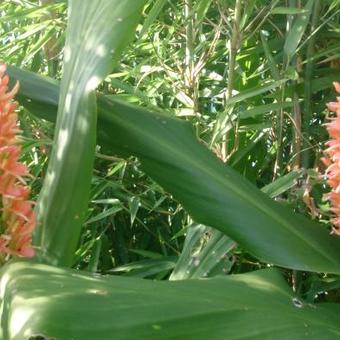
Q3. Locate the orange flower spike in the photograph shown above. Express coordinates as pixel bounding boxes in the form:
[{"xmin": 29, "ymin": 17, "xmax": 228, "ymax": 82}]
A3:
[{"xmin": 0, "ymin": 64, "xmax": 35, "ymax": 260}]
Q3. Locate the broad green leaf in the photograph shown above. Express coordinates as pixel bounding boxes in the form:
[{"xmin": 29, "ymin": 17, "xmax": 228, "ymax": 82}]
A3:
[
  {"xmin": 172, "ymin": 172, "xmax": 302, "ymax": 280},
  {"xmin": 284, "ymin": 0, "xmax": 314, "ymax": 60},
  {"xmin": 1, "ymin": 261, "xmax": 340, "ymax": 339},
  {"xmin": 34, "ymin": 0, "xmax": 146, "ymax": 266},
  {"xmin": 9, "ymin": 67, "xmax": 340, "ymax": 273},
  {"xmin": 98, "ymin": 97, "xmax": 340, "ymax": 274},
  {"xmin": 8, "ymin": 65, "xmax": 59, "ymax": 119}
]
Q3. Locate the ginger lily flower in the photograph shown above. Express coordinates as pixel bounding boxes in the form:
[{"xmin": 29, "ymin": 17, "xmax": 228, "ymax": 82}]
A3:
[
  {"xmin": 0, "ymin": 64, "xmax": 35, "ymax": 260},
  {"xmin": 323, "ymin": 82, "xmax": 340, "ymax": 235}
]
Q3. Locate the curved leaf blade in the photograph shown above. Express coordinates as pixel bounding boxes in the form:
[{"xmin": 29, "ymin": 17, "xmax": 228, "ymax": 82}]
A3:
[
  {"xmin": 34, "ymin": 0, "xmax": 146, "ymax": 266},
  {"xmin": 1, "ymin": 261, "xmax": 340, "ymax": 339},
  {"xmin": 284, "ymin": 0, "xmax": 314, "ymax": 60},
  {"xmin": 99, "ymin": 97, "xmax": 340, "ymax": 274},
  {"xmin": 9, "ymin": 68, "xmax": 340, "ymax": 273}
]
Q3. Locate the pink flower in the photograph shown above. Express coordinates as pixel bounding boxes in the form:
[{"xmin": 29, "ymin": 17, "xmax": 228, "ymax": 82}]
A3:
[
  {"xmin": 0, "ymin": 64, "xmax": 35, "ymax": 260},
  {"xmin": 324, "ymin": 82, "xmax": 340, "ymax": 235}
]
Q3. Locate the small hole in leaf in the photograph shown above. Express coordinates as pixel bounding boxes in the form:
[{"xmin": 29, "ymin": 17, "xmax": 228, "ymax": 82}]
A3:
[{"xmin": 292, "ymin": 297, "xmax": 303, "ymax": 308}]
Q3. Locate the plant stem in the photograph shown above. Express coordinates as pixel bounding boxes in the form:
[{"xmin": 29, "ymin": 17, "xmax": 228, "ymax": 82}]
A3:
[
  {"xmin": 39, "ymin": 0, "xmax": 60, "ymax": 77},
  {"xmin": 184, "ymin": 0, "xmax": 198, "ymax": 113},
  {"xmin": 292, "ymin": 88, "xmax": 302, "ymax": 169},
  {"xmin": 302, "ymin": 0, "xmax": 320, "ymax": 169},
  {"xmin": 222, "ymin": 0, "xmax": 242, "ymax": 162},
  {"xmin": 274, "ymin": 0, "xmax": 296, "ymax": 177}
]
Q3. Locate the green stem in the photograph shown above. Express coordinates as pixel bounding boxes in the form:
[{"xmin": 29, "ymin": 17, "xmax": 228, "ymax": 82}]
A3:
[
  {"xmin": 222, "ymin": 0, "xmax": 242, "ymax": 162},
  {"xmin": 292, "ymin": 88, "xmax": 302, "ymax": 169},
  {"xmin": 274, "ymin": 0, "xmax": 296, "ymax": 177},
  {"xmin": 39, "ymin": 0, "xmax": 61, "ymax": 77},
  {"xmin": 302, "ymin": 0, "xmax": 320, "ymax": 169},
  {"xmin": 184, "ymin": 0, "xmax": 198, "ymax": 112}
]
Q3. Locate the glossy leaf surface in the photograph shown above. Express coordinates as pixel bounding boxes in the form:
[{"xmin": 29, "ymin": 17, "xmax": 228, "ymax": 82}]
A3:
[
  {"xmin": 99, "ymin": 97, "xmax": 340, "ymax": 274},
  {"xmin": 34, "ymin": 0, "xmax": 146, "ymax": 266},
  {"xmin": 9, "ymin": 67, "xmax": 340, "ymax": 273},
  {"xmin": 1, "ymin": 261, "xmax": 340, "ymax": 339}
]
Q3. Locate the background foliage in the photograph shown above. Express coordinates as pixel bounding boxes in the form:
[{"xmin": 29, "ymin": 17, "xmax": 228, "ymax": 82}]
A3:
[{"xmin": 1, "ymin": 0, "xmax": 340, "ymax": 338}]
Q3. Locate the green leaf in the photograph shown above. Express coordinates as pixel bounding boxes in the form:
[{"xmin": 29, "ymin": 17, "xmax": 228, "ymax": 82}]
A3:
[
  {"xmin": 128, "ymin": 196, "xmax": 141, "ymax": 226},
  {"xmin": 139, "ymin": 0, "xmax": 168, "ymax": 37},
  {"xmin": 34, "ymin": 0, "xmax": 146, "ymax": 266},
  {"xmin": 172, "ymin": 172, "xmax": 302, "ymax": 280},
  {"xmin": 9, "ymin": 68, "xmax": 340, "ymax": 273},
  {"xmin": 284, "ymin": 0, "xmax": 314, "ymax": 60},
  {"xmin": 87, "ymin": 238, "xmax": 102, "ymax": 273},
  {"xmin": 239, "ymin": 101, "xmax": 294, "ymax": 119},
  {"xmin": 170, "ymin": 224, "xmax": 235, "ymax": 280},
  {"xmin": 0, "ymin": 3, "xmax": 65, "ymax": 22},
  {"xmin": 272, "ymin": 7, "xmax": 309, "ymax": 15},
  {"xmin": 195, "ymin": 0, "xmax": 213, "ymax": 26},
  {"xmin": 1, "ymin": 261, "xmax": 340, "ymax": 339},
  {"xmin": 8, "ymin": 65, "xmax": 59, "ymax": 120},
  {"xmin": 84, "ymin": 204, "xmax": 123, "ymax": 225},
  {"xmin": 109, "ymin": 257, "xmax": 176, "ymax": 278},
  {"xmin": 128, "ymin": 249, "xmax": 165, "ymax": 259},
  {"xmin": 261, "ymin": 170, "xmax": 303, "ymax": 197},
  {"xmin": 99, "ymin": 97, "xmax": 340, "ymax": 274},
  {"xmin": 224, "ymin": 79, "xmax": 288, "ymax": 107},
  {"xmin": 260, "ymin": 30, "xmax": 281, "ymax": 80}
]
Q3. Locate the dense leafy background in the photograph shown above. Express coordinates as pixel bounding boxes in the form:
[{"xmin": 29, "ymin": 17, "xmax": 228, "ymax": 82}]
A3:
[
  {"xmin": 1, "ymin": 0, "xmax": 340, "ymax": 283},
  {"xmin": 1, "ymin": 1, "xmax": 340, "ymax": 338}
]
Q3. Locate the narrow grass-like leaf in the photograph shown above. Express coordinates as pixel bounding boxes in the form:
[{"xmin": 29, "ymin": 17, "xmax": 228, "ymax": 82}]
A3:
[
  {"xmin": 170, "ymin": 224, "xmax": 235, "ymax": 280},
  {"xmin": 224, "ymin": 79, "xmax": 288, "ymax": 107},
  {"xmin": 109, "ymin": 258, "xmax": 176, "ymax": 278},
  {"xmin": 195, "ymin": 0, "xmax": 213, "ymax": 26},
  {"xmin": 262, "ymin": 170, "xmax": 303, "ymax": 197},
  {"xmin": 284, "ymin": 0, "xmax": 314, "ymax": 60},
  {"xmin": 85, "ymin": 205, "xmax": 123, "ymax": 225},
  {"xmin": 140, "ymin": 0, "xmax": 168, "ymax": 37},
  {"xmin": 240, "ymin": 101, "xmax": 294, "ymax": 119},
  {"xmin": 272, "ymin": 7, "xmax": 309, "ymax": 15},
  {"xmin": 260, "ymin": 30, "xmax": 281, "ymax": 80}
]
